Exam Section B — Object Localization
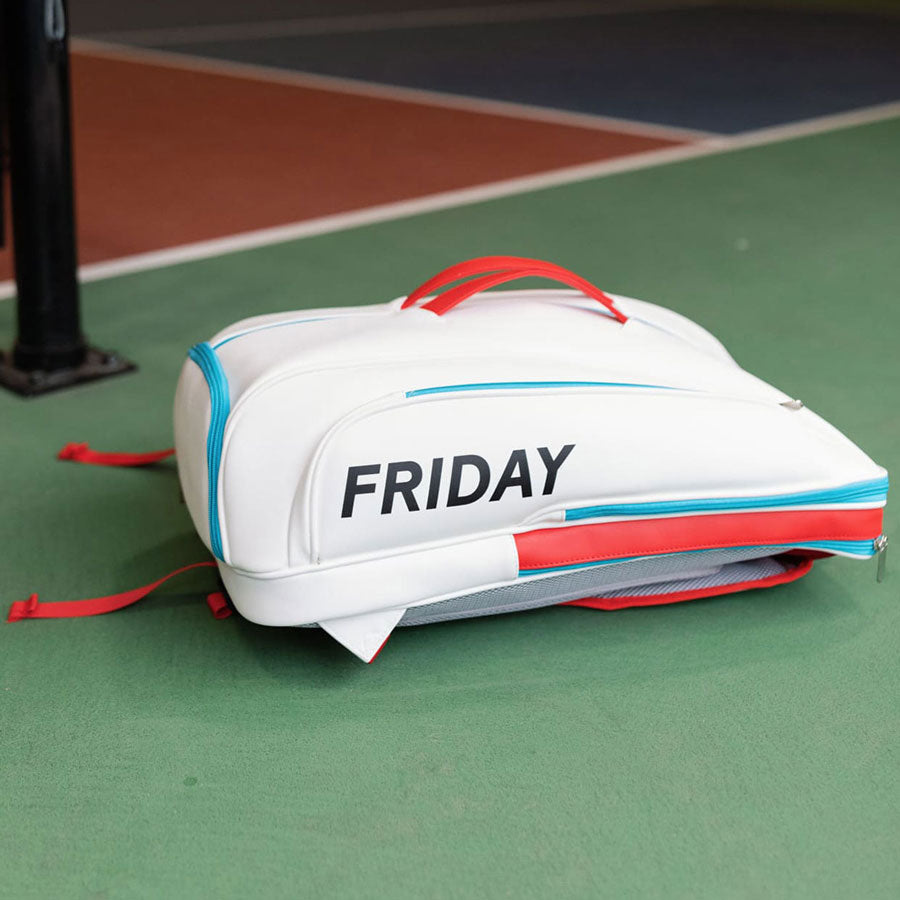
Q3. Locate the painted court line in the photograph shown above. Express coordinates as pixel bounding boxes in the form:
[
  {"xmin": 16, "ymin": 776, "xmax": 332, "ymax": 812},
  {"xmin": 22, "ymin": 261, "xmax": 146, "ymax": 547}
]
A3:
[
  {"xmin": 85, "ymin": 1, "xmax": 704, "ymax": 46},
  {"xmin": 0, "ymin": 145, "xmax": 715, "ymax": 300},
  {"xmin": 71, "ymin": 39, "xmax": 716, "ymax": 143},
  {"xmin": 0, "ymin": 104, "xmax": 897, "ymax": 302}
]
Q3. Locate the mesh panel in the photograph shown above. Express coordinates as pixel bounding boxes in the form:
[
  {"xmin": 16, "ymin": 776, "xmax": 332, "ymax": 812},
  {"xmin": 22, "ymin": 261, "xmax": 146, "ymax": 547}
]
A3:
[
  {"xmin": 596, "ymin": 557, "xmax": 786, "ymax": 597},
  {"xmin": 398, "ymin": 548, "xmax": 792, "ymax": 626}
]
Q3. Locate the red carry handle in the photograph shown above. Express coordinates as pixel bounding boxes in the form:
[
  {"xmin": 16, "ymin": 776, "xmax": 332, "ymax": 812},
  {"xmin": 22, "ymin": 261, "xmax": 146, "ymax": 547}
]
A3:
[
  {"xmin": 402, "ymin": 255, "xmax": 544, "ymax": 307},
  {"xmin": 424, "ymin": 266, "xmax": 627, "ymax": 320},
  {"xmin": 403, "ymin": 255, "xmax": 612, "ymax": 307},
  {"xmin": 401, "ymin": 256, "xmax": 627, "ymax": 323}
]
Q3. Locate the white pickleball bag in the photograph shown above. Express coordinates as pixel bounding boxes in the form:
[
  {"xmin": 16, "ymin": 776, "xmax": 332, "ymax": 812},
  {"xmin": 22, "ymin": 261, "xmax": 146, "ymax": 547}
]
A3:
[{"xmin": 172, "ymin": 256, "xmax": 888, "ymax": 661}]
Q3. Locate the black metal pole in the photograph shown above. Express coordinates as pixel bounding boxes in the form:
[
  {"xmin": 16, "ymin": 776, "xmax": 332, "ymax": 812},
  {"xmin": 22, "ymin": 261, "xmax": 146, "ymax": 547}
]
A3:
[
  {"xmin": 0, "ymin": 0, "xmax": 133, "ymax": 396},
  {"xmin": 6, "ymin": 0, "xmax": 84, "ymax": 370}
]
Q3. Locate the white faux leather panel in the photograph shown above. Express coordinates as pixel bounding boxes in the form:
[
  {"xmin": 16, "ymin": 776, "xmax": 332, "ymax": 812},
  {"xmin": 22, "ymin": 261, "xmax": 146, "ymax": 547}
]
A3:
[
  {"xmin": 218, "ymin": 533, "xmax": 518, "ymax": 625},
  {"xmin": 215, "ymin": 294, "xmax": 753, "ymax": 403},
  {"xmin": 173, "ymin": 358, "xmax": 214, "ymax": 551},
  {"xmin": 175, "ymin": 288, "xmax": 885, "ymax": 576},
  {"xmin": 305, "ymin": 388, "xmax": 883, "ymax": 561}
]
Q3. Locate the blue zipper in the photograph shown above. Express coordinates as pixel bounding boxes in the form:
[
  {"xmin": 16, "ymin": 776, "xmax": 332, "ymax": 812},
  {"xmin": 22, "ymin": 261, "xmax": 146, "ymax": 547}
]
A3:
[
  {"xmin": 406, "ymin": 380, "xmax": 674, "ymax": 398},
  {"xmin": 518, "ymin": 539, "xmax": 879, "ymax": 576},
  {"xmin": 567, "ymin": 477, "xmax": 888, "ymax": 521},
  {"xmin": 212, "ymin": 316, "xmax": 339, "ymax": 349},
  {"xmin": 188, "ymin": 342, "xmax": 230, "ymax": 560}
]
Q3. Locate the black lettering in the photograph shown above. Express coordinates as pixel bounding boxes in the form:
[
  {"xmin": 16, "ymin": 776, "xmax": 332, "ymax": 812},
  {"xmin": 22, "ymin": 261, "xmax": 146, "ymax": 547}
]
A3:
[
  {"xmin": 447, "ymin": 455, "xmax": 490, "ymax": 506},
  {"xmin": 341, "ymin": 464, "xmax": 380, "ymax": 518},
  {"xmin": 426, "ymin": 457, "xmax": 443, "ymax": 509},
  {"xmin": 489, "ymin": 449, "xmax": 532, "ymax": 502},
  {"xmin": 537, "ymin": 444, "xmax": 575, "ymax": 495},
  {"xmin": 381, "ymin": 461, "xmax": 423, "ymax": 514}
]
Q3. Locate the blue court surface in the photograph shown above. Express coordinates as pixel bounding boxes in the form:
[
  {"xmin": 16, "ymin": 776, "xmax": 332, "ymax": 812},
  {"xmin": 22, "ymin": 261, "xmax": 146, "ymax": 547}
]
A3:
[{"xmin": 112, "ymin": 5, "xmax": 900, "ymax": 133}]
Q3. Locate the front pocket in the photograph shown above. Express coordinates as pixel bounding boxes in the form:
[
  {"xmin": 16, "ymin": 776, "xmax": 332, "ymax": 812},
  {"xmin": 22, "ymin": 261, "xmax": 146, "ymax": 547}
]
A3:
[{"xmin": 303, "ymin": 382, "xmax": 883, "ymax": 565}]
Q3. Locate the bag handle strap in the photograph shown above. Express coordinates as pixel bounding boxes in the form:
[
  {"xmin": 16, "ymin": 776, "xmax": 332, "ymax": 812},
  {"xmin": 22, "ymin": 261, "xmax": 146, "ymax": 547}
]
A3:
[
  {"xmin": 401, "ymin": 255, "xmax": 627, "ymax": 323},
  {"xmin": 6, "ymin": 562, "xmax": 221, "ymax": 622},
  {"xmin": 423, "ymin": 266, "xmax": 628, "ymax": 320},
  {"xmin": 402, "ymin": 255, "xmax": 543, "ymax": 307}
]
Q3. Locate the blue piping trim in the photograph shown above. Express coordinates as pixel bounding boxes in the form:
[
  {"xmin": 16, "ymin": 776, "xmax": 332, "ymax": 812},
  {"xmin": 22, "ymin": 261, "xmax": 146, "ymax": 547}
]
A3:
[
  {"xmin": 518, "ymin": 540, "xmax": 879, "ymax": 576},
  {"xmin": 406, "ymin": 380, "xmax": 674, "ymax": 398},
  {"xmin": 212, "ymin": 316, "xmax": 334, "ymax": 349},
  {"xmin": 188, "ymin": 342, "xmax": 230, "ymax": 560},
  {"xmin": 566, "ymin": 477, "xmax": 889, "ymax": 521}
]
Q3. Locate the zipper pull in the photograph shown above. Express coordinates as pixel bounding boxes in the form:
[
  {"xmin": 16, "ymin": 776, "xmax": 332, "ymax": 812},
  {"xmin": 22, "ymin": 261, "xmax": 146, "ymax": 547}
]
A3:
[
  {"xmin": 780, "ymin": 399, "xmax": 804, "ymax": 410},
  {"xmin": 874, "ymin": 534, "xmax": 888, "ymax": 583}
]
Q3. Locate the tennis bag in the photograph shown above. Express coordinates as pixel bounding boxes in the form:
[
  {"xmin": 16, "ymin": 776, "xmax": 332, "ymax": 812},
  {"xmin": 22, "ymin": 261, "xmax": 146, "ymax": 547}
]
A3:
[{"xmin": 169, "ymin": 256, "xmax": 886, "ymax": 661}]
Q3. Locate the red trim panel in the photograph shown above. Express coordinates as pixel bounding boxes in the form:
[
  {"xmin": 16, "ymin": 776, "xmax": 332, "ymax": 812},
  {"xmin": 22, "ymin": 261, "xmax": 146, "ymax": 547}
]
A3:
[
  {"xmin": 564, "ymin": 556, "xmax": 814, "ymax": 611},
  {"xmin": 516, "ymin": 508, "xmax": 882, "ymax": 571}
]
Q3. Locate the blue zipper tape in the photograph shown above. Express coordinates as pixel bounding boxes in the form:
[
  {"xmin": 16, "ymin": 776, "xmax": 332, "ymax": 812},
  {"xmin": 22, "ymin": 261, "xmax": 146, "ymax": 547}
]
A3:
[
  {"xmin": 212, "ymin": 316, "xmax": 335, "ymax": 349},
  {"xmin": 188, "ymin": 342, "xmax": 230, "ymax": 560},
  {"xmin": 406, "ymin": 380, "xmax": 673, "ymax": 398},
  {"xmin": 566, "ymin": 477, "xmax": 888, "ymax": 521}
]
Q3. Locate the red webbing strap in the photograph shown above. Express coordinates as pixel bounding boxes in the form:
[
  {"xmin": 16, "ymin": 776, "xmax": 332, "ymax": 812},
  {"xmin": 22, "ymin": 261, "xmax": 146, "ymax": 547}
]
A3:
[
  {"xmin": 423, "ymin": 265, "xmax": 628, "ymax": 322},
  {"xmin": 7, "ymin": 562, "xmax": 217, "ymax": 622},
  {"xmin": 58, "ymin": 442, "xmax": 175, "ymax": 466}
]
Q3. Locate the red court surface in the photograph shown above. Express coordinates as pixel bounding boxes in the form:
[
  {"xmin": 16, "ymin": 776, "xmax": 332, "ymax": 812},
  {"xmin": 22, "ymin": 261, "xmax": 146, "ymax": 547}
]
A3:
[{"xmin": 0, "ymin": 50, "xmax": 685, "ymax": 282}]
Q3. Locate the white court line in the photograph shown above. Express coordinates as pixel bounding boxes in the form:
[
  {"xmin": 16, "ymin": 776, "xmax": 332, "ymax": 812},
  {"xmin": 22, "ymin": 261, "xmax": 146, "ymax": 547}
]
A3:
[
  {"xmin": 70, "ymin": 39, "xmax": 717, "ymax": 143},
  {"xmin": 84, "ymin": 0, "xmax": 703, "ymax": 46},
  {"xmin": 0, "ymin": 104, "xmax": 897, "ymax": 302},
  {"xmin": 0, "ymin": 144, "xmax": 719, "ymax": 301}
]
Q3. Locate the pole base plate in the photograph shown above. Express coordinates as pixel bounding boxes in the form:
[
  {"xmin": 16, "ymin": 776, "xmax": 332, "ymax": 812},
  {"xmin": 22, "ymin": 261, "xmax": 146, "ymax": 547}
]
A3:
[{"xmin": 0, "ymin": 346, "xmax": 136, "ymax": 397}]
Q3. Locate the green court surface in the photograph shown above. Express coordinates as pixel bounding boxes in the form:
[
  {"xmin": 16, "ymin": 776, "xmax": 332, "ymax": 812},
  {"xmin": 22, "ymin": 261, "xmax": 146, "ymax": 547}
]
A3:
[{"xmin": 2, "ymin": 119, "xmax": 899, "ymax": 899}]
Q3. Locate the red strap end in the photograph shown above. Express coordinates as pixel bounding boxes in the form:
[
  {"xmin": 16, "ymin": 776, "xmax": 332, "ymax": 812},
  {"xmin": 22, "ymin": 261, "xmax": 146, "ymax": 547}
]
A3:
[
  {"xmin": 205, "ymin": 592, "xmax": 232, "ymax": 619},
  {"xmin": 57, "ymin": 442, "xmax": 90, "ymax": 462},
  {"xmin": 7, "ymin": 593, "xmax": 40, "ymax": 623}
]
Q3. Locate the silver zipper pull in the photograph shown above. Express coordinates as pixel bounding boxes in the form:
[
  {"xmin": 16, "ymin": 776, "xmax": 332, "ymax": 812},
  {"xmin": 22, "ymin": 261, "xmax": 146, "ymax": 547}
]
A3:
[
  {"xmin": 874, "ymin": 534, "xmax": 888, "ymax": 583},
  {"xmin": 780, "ymin": 399, "xmax": 804, "ymax": 410}
]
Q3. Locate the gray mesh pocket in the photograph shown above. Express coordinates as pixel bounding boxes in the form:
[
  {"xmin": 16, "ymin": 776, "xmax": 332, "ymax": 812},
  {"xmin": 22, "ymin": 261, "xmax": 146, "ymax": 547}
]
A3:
[{"xmin": 399, "ymin": 548, "xmax": 794, "ymax": 626}]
